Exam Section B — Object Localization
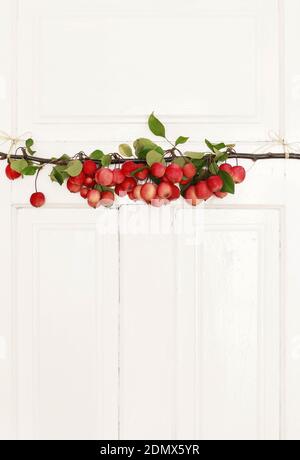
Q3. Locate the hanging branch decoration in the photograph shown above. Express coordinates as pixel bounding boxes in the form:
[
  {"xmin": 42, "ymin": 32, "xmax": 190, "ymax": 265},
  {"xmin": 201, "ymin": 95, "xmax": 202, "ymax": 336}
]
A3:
[{"xmin": 0, "ymin": 113, "xmax": 298, "ymax": 208}]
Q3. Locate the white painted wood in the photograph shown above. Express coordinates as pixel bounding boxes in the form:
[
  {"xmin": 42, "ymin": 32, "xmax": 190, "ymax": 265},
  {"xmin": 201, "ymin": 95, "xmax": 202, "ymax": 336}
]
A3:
[
  {"xmin": 17, "ymin": 0, "xmax": 279, "ymax": 142},
  {"xmin": 118, "ymin": 205, "xmax": 177, "ymax": 440},
  {"xmin": 14, "ymin": 207, "xmax": 119, "ymax": 440},
  {"xmin": 0, "ymin": 0, "xmax": 16, "ymax": 441},
  {"xmin": 1, "ymin": 0, "xmax": 300, "ymax": 441},
  {"xmin": 175, "ymin": 208, "xmax": 280, "ymax": 440}
]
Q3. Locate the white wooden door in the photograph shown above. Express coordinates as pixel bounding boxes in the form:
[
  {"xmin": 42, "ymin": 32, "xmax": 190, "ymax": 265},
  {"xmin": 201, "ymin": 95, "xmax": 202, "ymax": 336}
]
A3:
[{"xmin": 0, "ymin": 0, "xmax": 300, "ymax": 440}]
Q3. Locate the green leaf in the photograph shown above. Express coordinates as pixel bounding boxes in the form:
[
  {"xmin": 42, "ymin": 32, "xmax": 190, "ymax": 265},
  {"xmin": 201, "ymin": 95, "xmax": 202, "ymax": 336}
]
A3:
[
  {"xmin": 175, "ymin": 136, "xmax": 189, "ymax": 146},
  {"xmin": 148, "ymin": 113, "xmax": 166, "ymax": 138},
  {"xmin": 205, "ymin": 139, "xmax": 227, "ymax": 153},
  {"xmin": 218, "ymin": 170, "xmax": 235, "ymax": 194},
  {"xmin": 209, "ymin": 162, "xmax": 219, "ymax": 175},
  {"xmin": 185, "ymin": 152, "xmax": 205, "ymax": 160},
  {"xmin": 22, "ymin": 165, "xmax": 39, "ymax": 176},
  {"xmin": 65, "ymin": 160, "xmax": 83, "ymax": 177},
  {"xmin": 10, "ymin": 159, "xmax": 28, "ymax": 173},
  {"xmin": 215, "ymin": 152, "xmax": 229, "ymax": 163},
  {"xmin": 146, "ymin": 150, "xmax": 163, "ymax": 166},
  {"xmin": 133, "ymin": 138, "xmax": 164, "ymax": 160},
  {"xmin": 25, "ymin": 138, "xmax": 36, "ymax": 155},
  {"xmin": 101, "ymin": 154, "xmax": 112, "ymax": 167},
  {"xmin": 173, "ymin": 157, "xmax": 186, "ymax": 167},
  {"xmin": 90, "ymin": 150, "xmax": 104, "ymax": 160},
  {"xmin": 119, "ymin": 144, "xmax": 133, "ymax": 158},
  {"xmin": 50, "ymin": 167, "xmax": 66, "ymax": 185},
  {"xmin": 58, "ymin": 154, "xmax": 71, "ymax": 161}
]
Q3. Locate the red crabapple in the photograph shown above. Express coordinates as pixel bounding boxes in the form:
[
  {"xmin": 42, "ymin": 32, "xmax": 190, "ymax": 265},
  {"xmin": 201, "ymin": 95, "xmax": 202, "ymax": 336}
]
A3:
[
  {"xmin": 214, "ymin": 191, "xmax": 228, "ymax": 199},
  {"xmin": 135, "ymin": 164, "xmax": 149, "ymax": 181},
  {"xmin": 231, "ymin": 166, "xmax": 246, "ymax": 184},
  {"xmin": 165, "ymin": 164, "xmax": 183, "ymax": 183},
  {"xmin": 170, "ymin": 185, "xmax": 181, "ymax": 201},
  {"xmin": 115, "ymin": 184, "xmax": 127, "ymax": 197},
  {"xmin": 157, "ymin": 182, "xmax": 172, "ymax": 199},
  {"xmin": 67, "ymin": 177, "xmax": 81, "ymax": 193},
  {"xmin": 219, "ymin": 163, "xmax": 233, "ymax": 176},
  {"xmin": 87, "ymin": 189, "xmax": 101, "ymax": 208},
  {"xmin": 80, "ymin": 187, "xmax": 89, "ymax": 199},
  {"xmin": 121, "ymin": 177, "xmax": 137, "ymax": 192},
  {"xmin": 71, "ymin": 171, "xmax": 85, "ymax": 186},
  {"xmin": 207, "ymin": 175, "xmax": 223, "ymax": 193},
  {"xmin": 100, "ymin": 191, "xmax": 115, "ymax": 208},
  {"xmin": 112, "ymin": 169, "xmax": 125, "ymax": 185},
  {"xmin": 133, "ymin": 185, "xmax": 143, "ymax": 201},
  {"xmin": 5, "ymin": 164, "xmax": 21, "ymax": 180},
  {"xmin": 30, "ymin": 192, "xmax": 45, "ymax": 208},
  {"xmin": 128, "ymin": 191, "xmax": 136, "ymax": 201},
  {"xmin": 95, "ymin": 168, "xmax": 113, "ymax": 186},
  {"xmin": 122, "ymin": 161, "xmax": 137, "ymax": 177},
  {"xmin": 195, "ymin": 181, "xmax": 213, "ymax": 201},
  {"xmin": 83, "ymin": 160, "xmax": 97, "ymax": 177},
  {"xmin": 84, "ymin": 176, "xmax": 95, "ymax": 188},
  {"xmin": 150, "ymin": 162, "xmax": 166, "ymax": 179},
  {"xmin": 183, "ymin": 163, "xmax": 196, "ymax": 179},
  {"xmin": 185, "ymin": 186, "xmax": 201, "ymax": 207},
  {"xmin": 141, "ymin": 183, "xmax": 157, "ymax": 203}
]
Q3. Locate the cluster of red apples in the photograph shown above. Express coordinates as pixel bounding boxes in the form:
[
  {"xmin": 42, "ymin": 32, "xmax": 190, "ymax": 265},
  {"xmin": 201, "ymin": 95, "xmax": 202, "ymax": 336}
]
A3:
[
  {"xmin": 5, "ymin": 159, "xmax": 246, "ymax": 208},
  {"xmin": 64, "ymin": 159, "xmax": 246, "ymax": 209},
  {"xmin": 3, "ymin": 114, "xmax": 248, "ymax": 208}
]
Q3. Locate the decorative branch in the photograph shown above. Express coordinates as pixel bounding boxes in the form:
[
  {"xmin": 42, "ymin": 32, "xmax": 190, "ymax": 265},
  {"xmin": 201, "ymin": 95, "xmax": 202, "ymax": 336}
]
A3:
[
  {"xmin": 1, "ymin": 113, "xmax": 299, "ymax": 209},
  {"xmin": 1, "ymin": 150, "xmax": 300, "ymax": 166}
]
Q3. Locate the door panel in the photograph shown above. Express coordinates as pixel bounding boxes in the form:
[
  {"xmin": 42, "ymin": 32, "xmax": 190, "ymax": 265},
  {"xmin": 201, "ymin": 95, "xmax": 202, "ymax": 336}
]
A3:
[
  {"xmin": 176, "ymin": 208, "xmax": 280, "ymax": 440},
  {"xmin": 14, "ymin": 208, "xmax": 119, "ymax": 440}
]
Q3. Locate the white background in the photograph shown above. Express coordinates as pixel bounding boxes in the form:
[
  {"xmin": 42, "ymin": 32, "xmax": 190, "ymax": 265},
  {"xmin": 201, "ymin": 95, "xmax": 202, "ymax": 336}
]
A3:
[{"xmin": 0, "ymin": 0, "xmax": 300, "ymax": 440}]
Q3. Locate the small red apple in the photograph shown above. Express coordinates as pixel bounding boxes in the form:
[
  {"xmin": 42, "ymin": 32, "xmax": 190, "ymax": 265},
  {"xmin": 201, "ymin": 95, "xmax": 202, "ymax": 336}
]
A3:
[
  {"xmin": 5, "ymin": 164, "xmax": 21, "ymax": 180},
  {"xmin": 133, "ymin": 185, "xmax": 143, "ymax": 200},
  {"xmin": 115, "ymin": 184, "xmax": 127, "ymax": 197},
  {"xmin": 150, "ymin": 162, "xmax": 166, "ymax": 178},
  {"xmin": 128, "ymin": 191, "xmax": 136, "ymax": 201},
  {"xmin": 121, "ymin": 177, "xmax": 137, "ymax": 192},
  {"xmin": 84, "ymin": 176, "xmax": 95, "ymax": 188},
  {"xmin": 214, "ymin": 191, "xmax": 228, "ymax": 199},
  {"xmin": 219, "ymin": 163, "xmax": 233, "ymax": 176},
  {"xmin": 157, "ymin": 182, "xmax": 172, "ymax": 199},
  {"xmin": 185, "ymin": 186, "xmax": 201, "ymax": 206},
  {"xmin": 71, "ymin": 171, "xmax": 85, "ymax": 186},
  {"xmin": 100, "ymin": 191, "xmax": 115, "ymax": 208},
  {"xmin": 95, "ymin": 168, "xmax": 113, "ymax": 186},
  {"xmin": 170, "ymin": 185, "xmax": 181, "ymax": 201},
  {"xmin": 135, "ymin": 164, "xmax": 149, "ymax": 181},
  {"xmin": 87, "ymin": 189, "xmax": 101, "ymax": 208},
  {"xmin": 67, "ymin": 177, "xmax": 81, "ymax": 193},
  {"xmin": 80, "ymin": 187, "xmax": 89, "ymax": 199},
  {"xmin": 112, "ymin": 169, "xmax": 125, "ymax": 185},
  {"xmin": 30, "ymin": 192, "xmax": 45, "ymax": 208},
  {"xmin": 231, "ymin": 166, "xmax": 246, "ymax": 184},
  {"xmin": 183, "ymin": 163, "xmax": 196, "ymax": 179},
  {"xmin": 207, "ymin": 175, "xmax": 223, "ymax": 193},
  {"xmin": 141, "ymin": 183, "xmax": 157, "ymax": 203},
  {"xmin": 195, "ymin": 181, "xmax": 213, "ymax": 200},
  {"xmin": 122, "ymin": 161, "xmax": 137, "ymax": 177},
  {"xmin": 165, "ymin": 164, "xmax": 183, "ymax": 183},
  {"xmin": 83, "ymin": 160, "xmax": 97, "ymax": 177}
]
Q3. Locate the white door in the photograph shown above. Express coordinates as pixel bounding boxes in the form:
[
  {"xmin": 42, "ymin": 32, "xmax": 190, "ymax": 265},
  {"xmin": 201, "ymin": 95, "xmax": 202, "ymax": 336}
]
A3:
[{"xmin": 0, "ymin": 0, "xmax": 300, "ymax": 440}]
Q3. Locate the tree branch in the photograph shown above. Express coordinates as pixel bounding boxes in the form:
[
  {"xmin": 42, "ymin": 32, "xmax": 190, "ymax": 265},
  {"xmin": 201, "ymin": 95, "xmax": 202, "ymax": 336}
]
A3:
[{"xmin": 0, "ymin": 150, "xmax": 299, "ymax": 166}]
